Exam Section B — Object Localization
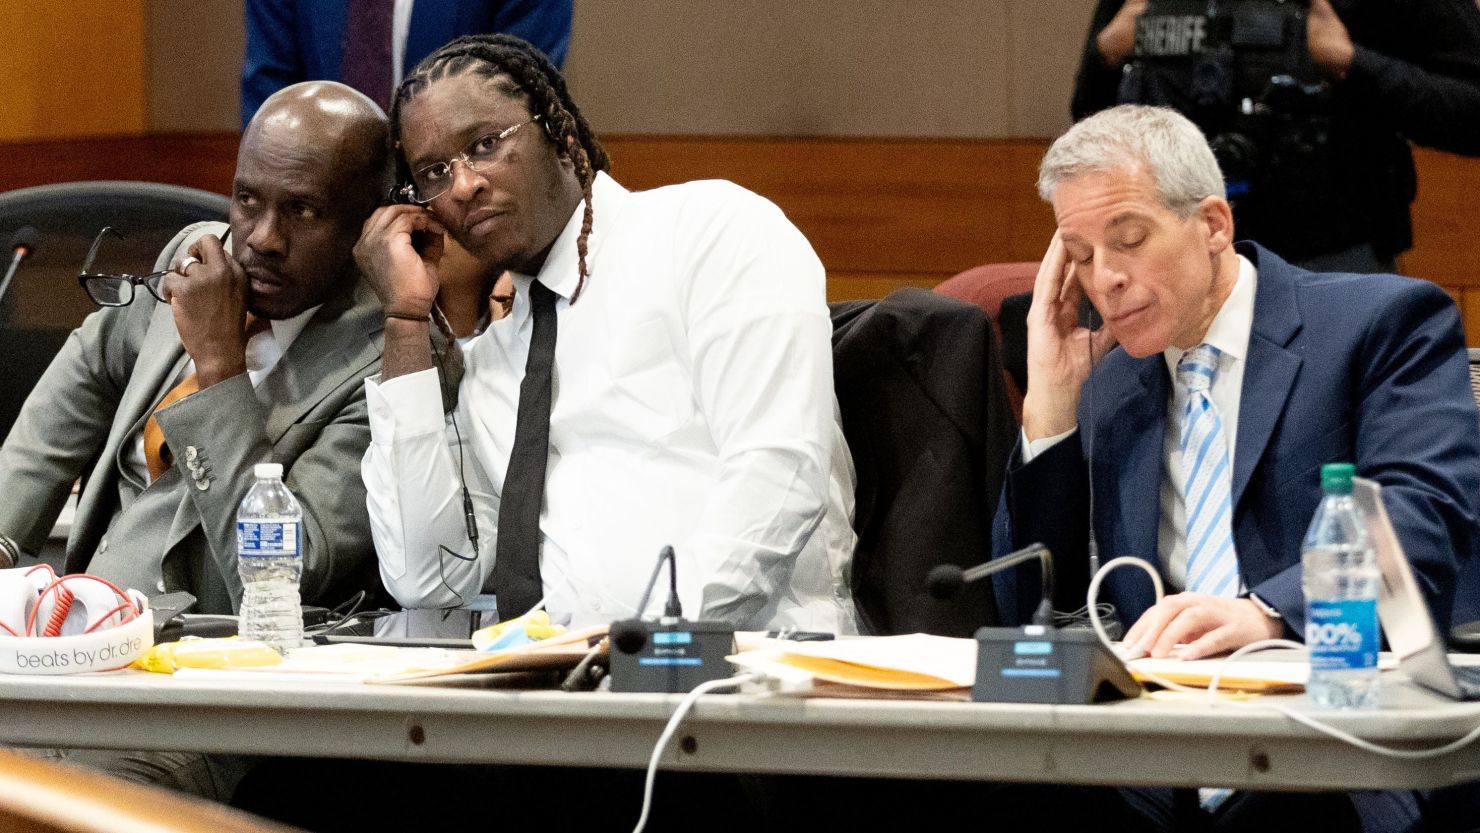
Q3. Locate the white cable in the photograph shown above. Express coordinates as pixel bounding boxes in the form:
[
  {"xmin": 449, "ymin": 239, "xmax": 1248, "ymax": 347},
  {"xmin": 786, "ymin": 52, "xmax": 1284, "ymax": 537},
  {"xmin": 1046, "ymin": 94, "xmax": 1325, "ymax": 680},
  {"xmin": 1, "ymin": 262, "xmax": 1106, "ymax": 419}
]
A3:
[
  {"xmin": 1087, "ymin": 558, "xmax": 1480, "ymax": 760},
  {"xmin": 1086, "ymin": 557, "xmax": 1204, "ymax": 695},
  {"xmin": 631, "ymin": 672, "xmax": 761, "ymax": 833}
]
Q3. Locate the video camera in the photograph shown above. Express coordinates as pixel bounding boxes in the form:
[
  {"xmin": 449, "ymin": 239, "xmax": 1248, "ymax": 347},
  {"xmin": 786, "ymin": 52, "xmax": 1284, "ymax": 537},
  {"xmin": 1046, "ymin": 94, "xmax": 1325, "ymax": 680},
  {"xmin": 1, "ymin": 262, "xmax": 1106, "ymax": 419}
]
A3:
[{"xmin": 1118, "ymin": 0, "xmax": 1340, "ymax": 246}]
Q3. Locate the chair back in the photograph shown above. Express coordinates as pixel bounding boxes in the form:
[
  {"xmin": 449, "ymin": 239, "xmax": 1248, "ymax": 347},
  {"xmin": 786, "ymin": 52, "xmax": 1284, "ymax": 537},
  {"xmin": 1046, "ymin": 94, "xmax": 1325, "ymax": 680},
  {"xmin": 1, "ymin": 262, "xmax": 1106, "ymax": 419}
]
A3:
[
  {"xmin": 934, "ymin": 261, "xmax": 1037, "ymax": 421},
  {"xmin": 0, "ymin": 181, "xmax": 229, "ymax": 442}
]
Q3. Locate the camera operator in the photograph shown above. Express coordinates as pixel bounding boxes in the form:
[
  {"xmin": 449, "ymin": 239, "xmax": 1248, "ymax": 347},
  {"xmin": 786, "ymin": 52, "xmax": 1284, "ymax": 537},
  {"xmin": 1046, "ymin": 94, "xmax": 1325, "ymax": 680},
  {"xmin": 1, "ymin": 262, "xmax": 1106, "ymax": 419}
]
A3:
[{"xmin": 1073, "ymin": 0, "xmax": 1480, "ymax": 272}]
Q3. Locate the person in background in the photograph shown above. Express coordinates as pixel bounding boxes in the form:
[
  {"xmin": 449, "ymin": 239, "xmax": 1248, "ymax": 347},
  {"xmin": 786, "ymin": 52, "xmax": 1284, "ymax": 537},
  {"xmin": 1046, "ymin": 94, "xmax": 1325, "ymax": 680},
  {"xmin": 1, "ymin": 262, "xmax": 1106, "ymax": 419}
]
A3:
[
  {"xmin": 242, "ymin": 0, "xmax": 572, "ymax": 127},
  {"xmin": 1072, "ymin": 0, "xmax": 1480, "ymax": 273}
]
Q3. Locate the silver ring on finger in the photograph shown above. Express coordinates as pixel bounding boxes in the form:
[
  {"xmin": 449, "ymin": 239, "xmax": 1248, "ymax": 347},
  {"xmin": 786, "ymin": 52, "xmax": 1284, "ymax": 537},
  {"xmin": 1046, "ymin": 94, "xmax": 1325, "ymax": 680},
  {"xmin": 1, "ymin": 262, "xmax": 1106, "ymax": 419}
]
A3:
[{"xmin": 176, "ymin": 255, "xmax": 200, "ymax": 275}]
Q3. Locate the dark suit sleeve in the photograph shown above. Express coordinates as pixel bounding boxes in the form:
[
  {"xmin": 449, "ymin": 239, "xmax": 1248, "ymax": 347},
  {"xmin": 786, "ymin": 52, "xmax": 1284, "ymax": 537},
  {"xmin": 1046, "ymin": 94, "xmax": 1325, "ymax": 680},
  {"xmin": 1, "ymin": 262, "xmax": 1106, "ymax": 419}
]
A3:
[
  {"xmin": 490, "ymin": 0, "xmax": 573, "ymax": 67},
  {"xmin": 1071, "ymin": 0, "xmax": 1128, "ymax": 121},
  {"xmin": 241, "ymin": 0, "xmax": 304, "ymax": 129},
  {"xmin": 1248, "ymin": 281, "xmax": 1480, "ymax": 629},
  {"xmin": 1341, "ymin": 1, "xmax": 1480, "ymax": 157},
  {"xmin": 154, "ymin": 371, "xmax": 376, "ymax": 612},
  {"xmin": 995, "ymin": 434, "xmax": 1093, "ymax": 626},
  {"xmin": 0, "ymin": 304, "xmax": 146, "ymax": 554}
]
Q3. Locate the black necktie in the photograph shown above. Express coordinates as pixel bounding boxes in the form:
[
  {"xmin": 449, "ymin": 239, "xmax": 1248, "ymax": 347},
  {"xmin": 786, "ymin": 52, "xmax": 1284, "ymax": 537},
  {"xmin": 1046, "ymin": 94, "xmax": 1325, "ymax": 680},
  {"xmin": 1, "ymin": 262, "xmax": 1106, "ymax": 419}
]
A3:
[
  {"xmin": 491, "ymin": 281, "xmax": 558, "ymax": 617},
  {"xmin": 340, "ymin": 0, "xmax": 394, "ymax": 111}
]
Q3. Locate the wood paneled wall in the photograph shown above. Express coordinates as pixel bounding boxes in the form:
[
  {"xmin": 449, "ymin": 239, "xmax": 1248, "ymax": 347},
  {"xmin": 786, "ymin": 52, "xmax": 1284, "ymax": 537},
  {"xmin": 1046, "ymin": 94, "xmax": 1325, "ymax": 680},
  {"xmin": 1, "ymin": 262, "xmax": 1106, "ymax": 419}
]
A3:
[
  {"xmin": 0, "ymin": 1, "xmax": 148, "ymax": 141},
  {"xmin": 3, "ymin": 133, "xmax": 1478, "ymax": 338}
]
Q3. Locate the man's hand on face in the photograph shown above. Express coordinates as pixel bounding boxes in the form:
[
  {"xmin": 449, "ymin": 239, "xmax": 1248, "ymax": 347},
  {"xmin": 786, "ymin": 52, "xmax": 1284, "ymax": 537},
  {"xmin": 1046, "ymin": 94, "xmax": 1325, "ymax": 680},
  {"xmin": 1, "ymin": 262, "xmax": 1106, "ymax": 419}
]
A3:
[
  {"xmin": 1096, "ymin": 0, "xmax": 1149, "ymax": 67},
  {"xmin": 1121, "ymin": 593, "xmax": 1283, "ymax": 661},
  {"xmin": 354, "ymin": 204, "xmax": 446, "ymax": 320},
  {"xmin": 164, "ymin": 233, "xmax": 250, "ymax": 389},
  {"xmin": 1307, "ymin": 0, "xmax": 1356, "ymax": 79},
  {"xmin": 1021, "ymin": 232, "xmax": 1118, "ymax": 441}
]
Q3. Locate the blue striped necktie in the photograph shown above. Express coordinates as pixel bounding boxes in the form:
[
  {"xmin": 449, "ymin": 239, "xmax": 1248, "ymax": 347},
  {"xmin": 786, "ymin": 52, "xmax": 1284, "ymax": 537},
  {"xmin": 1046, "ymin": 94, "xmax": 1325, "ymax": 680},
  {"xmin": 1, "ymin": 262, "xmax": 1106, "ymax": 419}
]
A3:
[{"xmin": 1177, "ymin": 343, "xmax": 1239, "ymax": 596}]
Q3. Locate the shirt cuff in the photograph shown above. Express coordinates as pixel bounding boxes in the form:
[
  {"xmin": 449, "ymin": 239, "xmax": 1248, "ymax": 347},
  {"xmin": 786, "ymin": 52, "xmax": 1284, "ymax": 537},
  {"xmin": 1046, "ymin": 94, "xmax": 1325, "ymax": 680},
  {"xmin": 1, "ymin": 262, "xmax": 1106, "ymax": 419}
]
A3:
[
  {"xmin": 364, "ymin": 368, "xmax": 447, "ymax": 442},
  {"xmin": 1019, "ymin": 426, "xmax": 1077, "ymax": 464}
]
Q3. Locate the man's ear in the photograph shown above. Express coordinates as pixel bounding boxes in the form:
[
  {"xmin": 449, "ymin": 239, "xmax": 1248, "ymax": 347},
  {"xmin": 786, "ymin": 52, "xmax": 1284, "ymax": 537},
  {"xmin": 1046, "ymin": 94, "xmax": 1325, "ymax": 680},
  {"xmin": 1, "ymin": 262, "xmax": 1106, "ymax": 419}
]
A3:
[{"xmin": 1199, "ymin": 195, "xmax": 1235, "ymax": 254}]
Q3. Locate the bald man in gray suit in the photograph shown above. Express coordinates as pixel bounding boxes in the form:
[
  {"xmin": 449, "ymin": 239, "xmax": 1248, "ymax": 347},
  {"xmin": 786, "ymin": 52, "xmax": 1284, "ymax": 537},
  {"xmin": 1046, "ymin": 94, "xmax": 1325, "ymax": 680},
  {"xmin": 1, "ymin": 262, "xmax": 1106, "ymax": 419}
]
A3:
[
  {"xmin": 0, "ymin": 82, "xmax": 396, "ymax": 798},
  {"xmin": 0, "ymin": 81, "xmax": 388, "ymax": 620}
]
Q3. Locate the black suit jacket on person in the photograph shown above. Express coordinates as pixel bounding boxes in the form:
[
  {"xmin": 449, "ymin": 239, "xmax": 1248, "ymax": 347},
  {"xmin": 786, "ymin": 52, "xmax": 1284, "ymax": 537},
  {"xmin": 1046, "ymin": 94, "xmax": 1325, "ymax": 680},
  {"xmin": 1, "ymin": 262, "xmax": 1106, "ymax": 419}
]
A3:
[{"xmin": 831, "ymin": 288, "xmax": 1018, "ymax": 636}]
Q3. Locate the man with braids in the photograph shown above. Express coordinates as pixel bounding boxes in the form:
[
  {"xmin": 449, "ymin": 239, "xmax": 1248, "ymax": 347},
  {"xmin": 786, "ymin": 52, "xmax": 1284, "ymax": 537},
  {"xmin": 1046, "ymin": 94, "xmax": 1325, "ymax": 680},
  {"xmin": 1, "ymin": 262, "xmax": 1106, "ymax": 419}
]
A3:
[{"xmin": 356, "ymin": 34, "xmax": 859, "ymax": 633}]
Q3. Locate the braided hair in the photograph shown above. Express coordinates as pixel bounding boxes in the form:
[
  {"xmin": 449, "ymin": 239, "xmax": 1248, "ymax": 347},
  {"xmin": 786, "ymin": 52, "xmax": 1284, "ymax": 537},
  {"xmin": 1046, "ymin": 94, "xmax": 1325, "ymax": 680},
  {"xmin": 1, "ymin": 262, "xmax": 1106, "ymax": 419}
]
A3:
[{"xmin": 391, "ymin": 34, "xmax": 609, "ymax": 317}]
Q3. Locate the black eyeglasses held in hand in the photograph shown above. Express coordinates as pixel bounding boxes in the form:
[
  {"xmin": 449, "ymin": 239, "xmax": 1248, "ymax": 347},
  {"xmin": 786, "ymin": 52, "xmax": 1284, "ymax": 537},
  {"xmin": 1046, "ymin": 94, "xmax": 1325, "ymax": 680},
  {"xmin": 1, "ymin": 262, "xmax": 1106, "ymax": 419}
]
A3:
[{"xmin": 77, "ymin": 226, "xmax": 230, "ymax": 307}]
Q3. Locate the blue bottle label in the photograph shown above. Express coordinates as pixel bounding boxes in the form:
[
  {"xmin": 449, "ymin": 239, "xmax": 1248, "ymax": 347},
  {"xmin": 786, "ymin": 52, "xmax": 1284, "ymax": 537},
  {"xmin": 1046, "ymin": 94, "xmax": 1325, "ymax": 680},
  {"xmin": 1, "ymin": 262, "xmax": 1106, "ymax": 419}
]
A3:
[
  {"xmin": 238, "ymin": 521, "xmax": 300, "ymax": 558},
  {"xmin": 1305, "ymin": 598, "xmax": 1378, "ymax": 671}
]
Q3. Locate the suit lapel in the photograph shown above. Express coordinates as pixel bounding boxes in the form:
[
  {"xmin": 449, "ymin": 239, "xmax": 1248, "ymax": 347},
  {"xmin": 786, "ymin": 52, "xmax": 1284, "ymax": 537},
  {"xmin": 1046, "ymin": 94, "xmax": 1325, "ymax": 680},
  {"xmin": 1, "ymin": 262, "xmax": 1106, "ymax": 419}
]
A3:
[
  {"xmin": 256, "ymin": 281, "xmax": 383, "ymax": 445},
  {"xmin": 1231, "ymin": 244, "xmax": 1304, "ymax": 511}
]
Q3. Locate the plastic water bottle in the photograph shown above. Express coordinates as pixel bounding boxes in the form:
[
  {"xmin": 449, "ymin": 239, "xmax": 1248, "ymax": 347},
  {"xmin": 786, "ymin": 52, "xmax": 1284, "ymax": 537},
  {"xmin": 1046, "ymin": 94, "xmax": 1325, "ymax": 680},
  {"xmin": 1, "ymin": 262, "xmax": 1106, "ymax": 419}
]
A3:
[
  {"xmin": 237, "ymin": 462, "xmax": 304, "ymax": 652},
  {"xmin": 1301, "ymin": 462, "xmax": 1380, "ymax": 708}
]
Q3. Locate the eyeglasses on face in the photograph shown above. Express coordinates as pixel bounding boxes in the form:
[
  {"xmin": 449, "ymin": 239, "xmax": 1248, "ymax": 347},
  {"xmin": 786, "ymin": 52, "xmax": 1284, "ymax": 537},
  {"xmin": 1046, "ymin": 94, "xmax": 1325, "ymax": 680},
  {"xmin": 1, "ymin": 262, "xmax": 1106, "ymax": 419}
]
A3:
[
  {"xmin": 77, "ymin": 226, "xmax": 171, "ymax": 307},
  {"xmin": 397, "ymin": 115, "xmax": 542, "ymax": 205}
]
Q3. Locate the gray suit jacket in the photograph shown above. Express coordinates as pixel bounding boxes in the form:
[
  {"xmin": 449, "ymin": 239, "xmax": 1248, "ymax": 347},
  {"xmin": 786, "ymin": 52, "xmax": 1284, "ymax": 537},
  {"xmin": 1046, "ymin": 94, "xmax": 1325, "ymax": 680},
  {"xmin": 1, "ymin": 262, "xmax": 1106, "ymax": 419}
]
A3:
[{"xmin": 0, "ymin": 222, "xmax": 386, "ymax": 614}]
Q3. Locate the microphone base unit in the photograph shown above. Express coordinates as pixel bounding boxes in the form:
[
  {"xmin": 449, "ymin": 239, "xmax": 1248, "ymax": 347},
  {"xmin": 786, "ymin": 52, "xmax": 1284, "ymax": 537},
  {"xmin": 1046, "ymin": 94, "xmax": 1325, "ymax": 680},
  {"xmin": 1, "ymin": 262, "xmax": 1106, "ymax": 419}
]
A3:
[
  {"xmin": 972, "ymin": 625, "xmax": 1141, "ymax": 705},
  {"xmin": 609, "ymin": 619, "xmax": 737, "ymax": 693}
]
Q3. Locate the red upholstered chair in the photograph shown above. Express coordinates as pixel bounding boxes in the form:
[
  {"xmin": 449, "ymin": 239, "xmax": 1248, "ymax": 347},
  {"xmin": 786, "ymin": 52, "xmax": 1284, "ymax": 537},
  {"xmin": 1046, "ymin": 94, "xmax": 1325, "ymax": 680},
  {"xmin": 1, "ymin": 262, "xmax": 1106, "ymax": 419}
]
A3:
[{"xmin": 934, "ymin": 262, "xmax": 1038, "ymax": 421}]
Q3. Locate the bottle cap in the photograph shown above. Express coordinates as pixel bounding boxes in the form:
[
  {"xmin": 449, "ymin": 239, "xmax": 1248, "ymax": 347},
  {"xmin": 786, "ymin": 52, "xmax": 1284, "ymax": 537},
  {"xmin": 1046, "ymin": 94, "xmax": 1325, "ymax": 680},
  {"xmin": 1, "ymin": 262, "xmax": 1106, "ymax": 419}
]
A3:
[
  {"xmin": 1321, "ymin": 462, "xmax": 1355, "ymax": 494},
  {"xmin": 254, "ymin": 462, "xmax": 284, "ymax": 480}
]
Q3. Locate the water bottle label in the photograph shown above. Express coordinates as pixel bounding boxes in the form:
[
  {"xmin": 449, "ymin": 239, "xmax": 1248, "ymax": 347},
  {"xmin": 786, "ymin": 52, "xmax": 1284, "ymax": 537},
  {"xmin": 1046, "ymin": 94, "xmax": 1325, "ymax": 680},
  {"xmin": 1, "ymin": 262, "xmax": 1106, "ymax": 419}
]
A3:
[
  {"xmin": 238, "ymin": 520, "xmax": 300, "ymax": 558},
  {"xmin": 1305, "ymin": 598, "xmax": 1378, "ymax": 671}
]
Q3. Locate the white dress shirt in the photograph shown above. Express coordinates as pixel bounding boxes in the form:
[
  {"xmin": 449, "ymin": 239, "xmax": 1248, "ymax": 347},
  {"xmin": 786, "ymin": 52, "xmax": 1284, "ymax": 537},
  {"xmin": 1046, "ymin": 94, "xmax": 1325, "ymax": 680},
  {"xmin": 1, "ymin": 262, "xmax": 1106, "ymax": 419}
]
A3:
[
  {"xmin": 364, "ymin": 172, "xmax": 859, "ymax": 633},
  {"xmin": 127, "ymin": 306, "xmax": 321, "ymax": 484},
  {"xmin": 1021, "ymin": 255, "xmax": 1257, "ymax": 590}
]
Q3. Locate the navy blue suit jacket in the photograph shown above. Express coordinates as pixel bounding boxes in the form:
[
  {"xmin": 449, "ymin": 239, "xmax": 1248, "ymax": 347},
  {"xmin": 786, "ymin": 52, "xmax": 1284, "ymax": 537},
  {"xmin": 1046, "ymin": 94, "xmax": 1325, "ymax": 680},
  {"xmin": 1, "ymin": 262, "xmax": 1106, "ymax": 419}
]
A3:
[
  {"xmin": 241, "ymin": 0, "xmax": 573, "ymax": 127},
  {"xmin": 995, "ymin": 242, "xmax": 1480, "ymax": 635}
]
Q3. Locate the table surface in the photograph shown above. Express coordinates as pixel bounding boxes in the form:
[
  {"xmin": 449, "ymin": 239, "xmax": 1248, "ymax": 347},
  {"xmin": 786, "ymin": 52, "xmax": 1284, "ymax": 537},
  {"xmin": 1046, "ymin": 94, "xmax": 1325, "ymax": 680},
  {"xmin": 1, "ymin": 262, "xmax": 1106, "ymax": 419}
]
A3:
[{"xmin": 3, "ymin": 666, "xmax": 1480, "ymax": 791}]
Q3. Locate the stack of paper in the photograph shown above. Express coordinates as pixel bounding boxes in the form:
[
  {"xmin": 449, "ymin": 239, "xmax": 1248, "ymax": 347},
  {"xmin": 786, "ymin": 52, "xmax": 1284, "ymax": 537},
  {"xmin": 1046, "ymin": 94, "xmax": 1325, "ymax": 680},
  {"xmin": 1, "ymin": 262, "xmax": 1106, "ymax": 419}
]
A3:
[{"xmin": 729, "ymin": 634, "xmax": 976, "ymax": 694}]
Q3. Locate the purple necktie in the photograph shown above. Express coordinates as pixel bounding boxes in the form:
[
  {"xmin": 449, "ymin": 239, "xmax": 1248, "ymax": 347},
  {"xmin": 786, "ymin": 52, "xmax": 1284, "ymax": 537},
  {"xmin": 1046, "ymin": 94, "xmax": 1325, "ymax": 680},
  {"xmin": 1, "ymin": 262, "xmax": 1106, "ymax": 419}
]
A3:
[{"xmin": 340, "ymin": 0, "xmax": 394, "ymax": 111}]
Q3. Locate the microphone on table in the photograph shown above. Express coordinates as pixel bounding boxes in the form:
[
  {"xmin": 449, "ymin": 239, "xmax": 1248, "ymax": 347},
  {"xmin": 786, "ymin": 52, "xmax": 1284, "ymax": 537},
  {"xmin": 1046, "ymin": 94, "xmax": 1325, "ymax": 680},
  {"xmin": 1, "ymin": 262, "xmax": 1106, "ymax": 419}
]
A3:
[
  {"xmin": 929, "ymin": 543, "xmax": 1140, "ymax": 705},
  {"xmin": 0, "ymin": 226, "xmax": 37, "ymax": 310},
  {"xmin": 608, "ymin": 545, "xmax": 736, "ymax": 692},
  {"xmin": 927, "ymin": 542, "xmax": 1054, "ymax": 626}
]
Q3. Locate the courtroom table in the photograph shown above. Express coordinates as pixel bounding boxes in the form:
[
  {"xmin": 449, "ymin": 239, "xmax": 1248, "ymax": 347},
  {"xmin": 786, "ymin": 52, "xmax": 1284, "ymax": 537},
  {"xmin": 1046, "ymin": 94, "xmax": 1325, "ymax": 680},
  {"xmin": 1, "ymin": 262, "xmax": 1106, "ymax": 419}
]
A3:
[{"xmin": 2, "ymin": 669, "xmax": 1479, "ymax": 792}]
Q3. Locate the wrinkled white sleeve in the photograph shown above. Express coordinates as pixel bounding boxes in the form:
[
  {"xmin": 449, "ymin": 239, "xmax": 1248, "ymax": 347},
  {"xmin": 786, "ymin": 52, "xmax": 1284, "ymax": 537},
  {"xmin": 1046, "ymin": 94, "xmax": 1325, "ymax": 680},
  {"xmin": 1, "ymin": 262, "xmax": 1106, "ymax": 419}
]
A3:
[
  {"xmin": 362, "ymin": 368, "xmax": 495, "ymax": 608},
  {"xmin": 675, "ymin": 187, "xmax": 838, "ymax": 625}
]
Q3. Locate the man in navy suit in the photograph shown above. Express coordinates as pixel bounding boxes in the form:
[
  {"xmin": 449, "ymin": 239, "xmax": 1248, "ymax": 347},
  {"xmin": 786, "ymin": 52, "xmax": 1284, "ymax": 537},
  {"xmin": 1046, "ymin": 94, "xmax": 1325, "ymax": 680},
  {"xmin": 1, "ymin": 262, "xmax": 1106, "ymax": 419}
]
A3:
[
  {"xmin": 242, "ymin": 0, "xmax": 572, "ymax": 127},
  {"xmin": 995, "ymin": 103, "xmax": 1480, "ymax": 832}
]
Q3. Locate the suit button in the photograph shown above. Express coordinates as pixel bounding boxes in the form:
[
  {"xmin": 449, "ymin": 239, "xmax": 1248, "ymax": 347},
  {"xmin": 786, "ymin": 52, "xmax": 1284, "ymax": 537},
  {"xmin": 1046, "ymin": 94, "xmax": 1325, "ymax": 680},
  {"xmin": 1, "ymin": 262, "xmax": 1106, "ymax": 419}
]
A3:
[
  {"xmin": 195, "ymin": 478, "xmax": 211, "ymax": 491},
  {"xmin": 156, "ymin": 579, "xmax": 166, "ymax": 592},
  {"xmin": 97, "ymin": 539, "xmax": 108, "ymax": 555},
  {"xmin": 184, "ymin": 446, "xmax": 198, "ymax": 463}
]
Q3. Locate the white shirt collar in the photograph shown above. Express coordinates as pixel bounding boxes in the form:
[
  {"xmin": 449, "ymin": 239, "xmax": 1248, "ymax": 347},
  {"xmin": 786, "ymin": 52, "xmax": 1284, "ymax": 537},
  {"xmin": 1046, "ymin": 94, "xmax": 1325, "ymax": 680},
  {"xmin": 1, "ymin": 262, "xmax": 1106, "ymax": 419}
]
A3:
[
  {"xmin": 1163, "ymin": 254, "xmax": 1257, "ymax": 374},
  {"xmin": 511, "ymin": 171, "xmax": 627, "ymax": 301},
  {"xmin": 265, "ymin": 303, "xmax": 321, "ymax": 352}
]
